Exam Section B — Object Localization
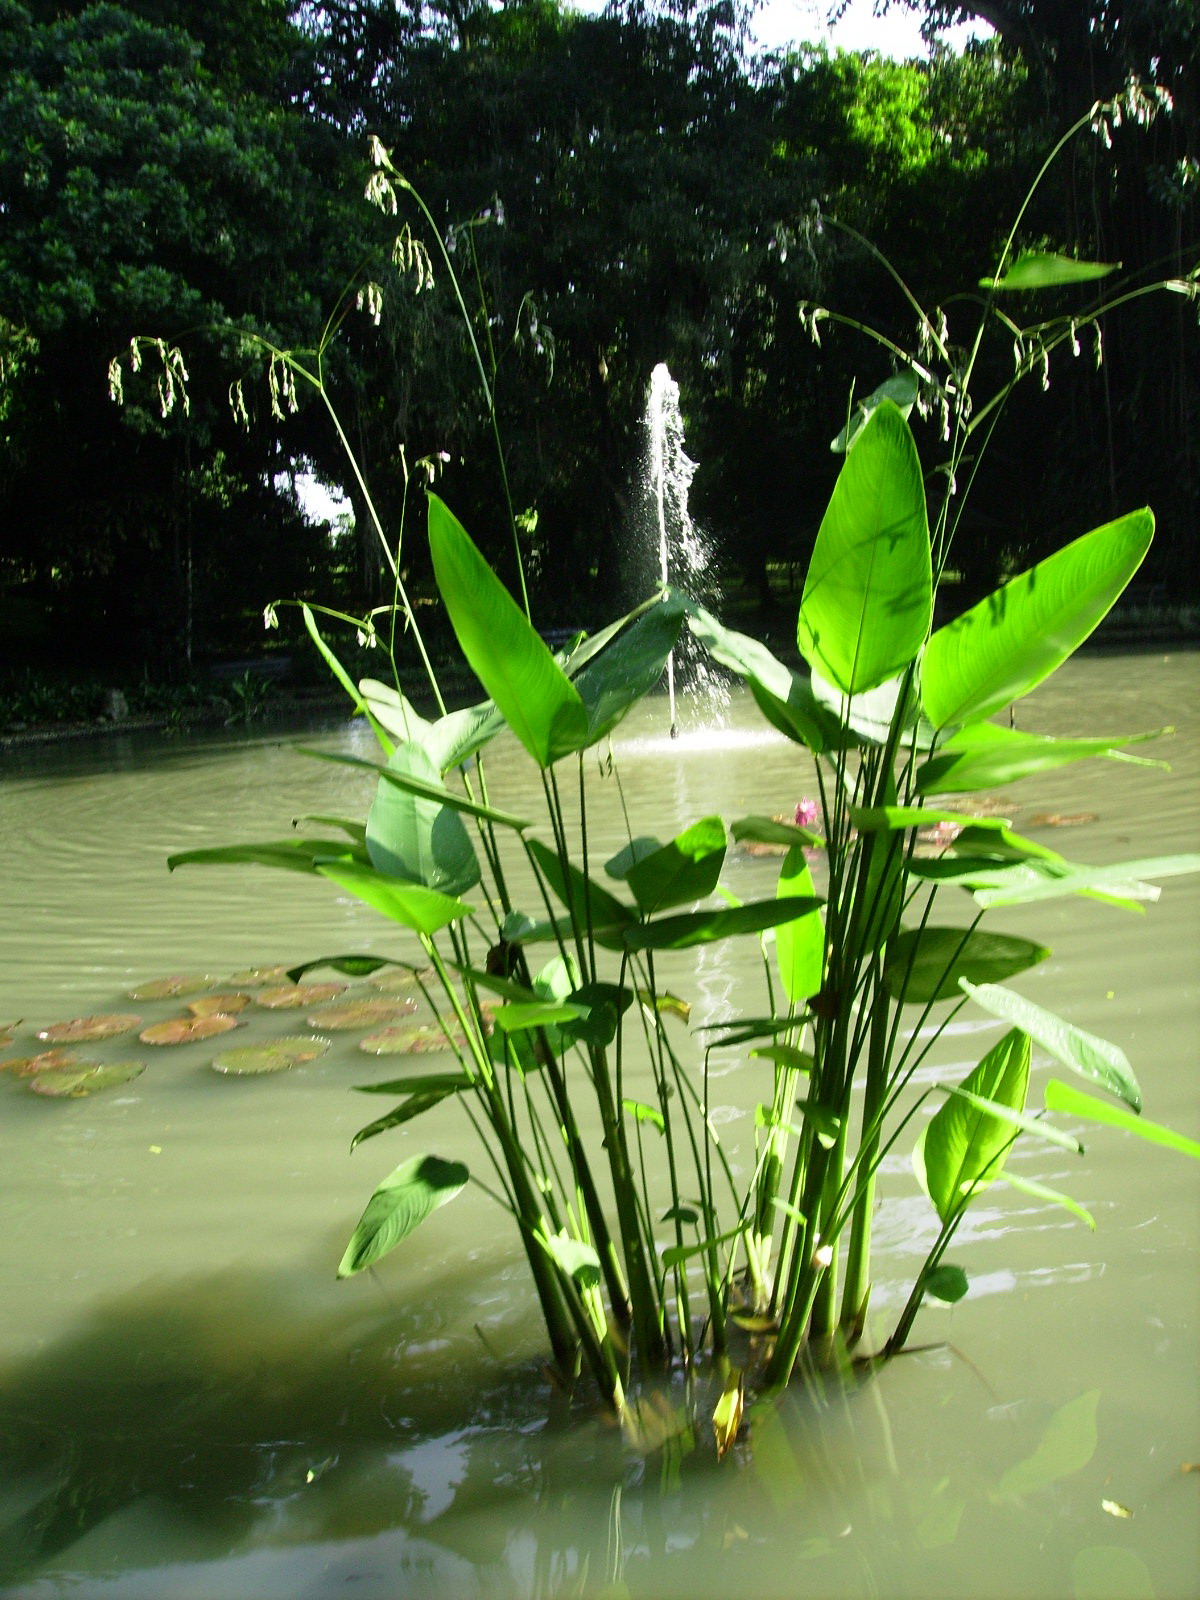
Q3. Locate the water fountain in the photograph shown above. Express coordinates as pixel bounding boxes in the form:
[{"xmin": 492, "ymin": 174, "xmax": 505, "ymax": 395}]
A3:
[{"xmin": 631, "ymin": 362, "xmax": 728, "ymax": 737}]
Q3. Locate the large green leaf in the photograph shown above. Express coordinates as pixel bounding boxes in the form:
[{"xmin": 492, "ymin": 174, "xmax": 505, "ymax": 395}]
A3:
[
  {"xmin": 830, "ymin": 373, "xmax": 919, "ymax": 453},
  {"xmin": 915, "ymin": 722, "xmax": 1169, "ymax": 793},
  {"xmin": 684, "ymin": 602, "xmax": 846, "ymax": 752},
  {"xmin": 359, "ymin": 678, "xmax": 431, "ymax": 747},
  {"xmin": 427, "ymin": 495, "xmax": 588, "ymax": 766},
  {"xmin": 573, "ymin": 594, "xmax": 685, "ymax": 745},
  {"xmin": 915, "ymin": 1029, "xmax": 1031, "ymax": 1223},
  {"xmin": 299, "ymin": 746, "xmax": 531, "ymax": 831},
  {"xmin": 337, "ymin": 1154, "xmax": 468, "ymax": 1276},
  {"xmin": 424, "ymin": 698, "xmax": 506, "ymax": 774},
  {"xmin": 884, "ymin": 928, "xmax": 1050, "ymax": 1003},
  {"xmin": 1044, "ymin": 1078, "xmax": 1200, "ymax": 1161},
  {"xmin": 624, "ymin": 896, "xmax": 822, "ymax": 952},
  {"xmin": 797, "ymin": 401, "xmax": 932, "ymax": 695},
  {"xmin": 983, "ymin": 252, "xmax": 1118, "ymax": 292},
  {"xmin": 773, "ymin": 848, "xmax": 824, "ymax": 1004},
  {"xmin": 350, "ymin": 1078, "xmax": 473, "ymax": 1149},
  {"xmin": 317, "ymin": 860, "xmax": 472, "ymax": 936},
  {"xmin": 624, "ymin": 816, "xmax": 727, "ymax": 914},
  {"xmin": 961, "ymin": 980, "xmax": 1141, "ymax": 1111},
  {"xmin": 366, "ymin": 742, "xmax": 480, "ymax": 896},
  {"xmin": 168, "ymin": 838, "xmax": 360, "ymax": 874},
  {"xmin": 526, "ymin": 837, "xmax": 636, "ymax": 934},
  {"xmin": 920, "ymin": 511, "xmax": 1154, "ymax": 729}
]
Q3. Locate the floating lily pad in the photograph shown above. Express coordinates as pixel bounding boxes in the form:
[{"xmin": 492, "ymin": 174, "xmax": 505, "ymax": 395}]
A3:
[
  {"xmin": 30, "ymin": 1060, "xmax": 146, "ymax": 1097},
  {"xmin": 36, "ymin": 1013, "xmax": 142, "ymax": 1044},
  {"xmin": 140, "ymin": 1014, "xmax": 241, "ymax": 1046},
  {"xmin": 358, "ymin": 1021, "xmax": 465, "ymax": 1055},
  {"xmin": 212, "ymin": 1034, "xmax": 331, "ymax": 1075},
  {"xmin": 305, "ymin": 997, "xmax": 419, "ymax": 1031},
  {"xmin": 255, "ymin": 982, "xmax": 348, "ymax": 1010},
  {"xmin": 187, "ymin": 992, "xmax": 252, "ymax": 1017},
  {"xmin": 224, "ymin": 964, "xmax": 292, "ymax": 987},
  {"xmin": 369, "ymin": 966, "xmax": 431, "ymax": 995},
  {"xmin": 2, "ymin": 1048, "xmax": 85, "ymax": 1077},
  {"xmin": 128, "ymin": 974, "xmax": 219, "ymax": 1001}
]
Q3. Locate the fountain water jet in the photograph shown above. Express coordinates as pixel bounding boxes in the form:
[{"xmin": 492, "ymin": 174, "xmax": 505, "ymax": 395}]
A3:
[{"xmin": 633, "ymin": 363, "xmax": 727, "ymax": 736}]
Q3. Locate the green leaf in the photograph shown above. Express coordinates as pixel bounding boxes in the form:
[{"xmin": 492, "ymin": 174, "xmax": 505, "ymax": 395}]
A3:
[
  {"xmin": 773, "ymin": 848, "xmax": 824, "ymax": 1004},
  {"xmin": 366, "ymin": 742, "xmax": 481, "ymax": 896},
  {"xmin": 317, "ymin": 860, "xmax": 472, "ymax": 936},
  {"xmin": 288, "ymin": 954, "xmax": 395, "ymax": 980},
  {"xmin": 337, "ymin": 1154, "xmax": 468, "ymax": 1276},
  {"xmin": 995, "ymin": 1390, "xmax": 1100, "ymax": 1499},
  {"xmin": 831, "ymin": 373, "xmax": 919, "ymax": 453},
  {"xmin": 542, "ymin": 1232, "xmax": 602, "ymax": 1289},
  {"xmin": 731, "ymin": 815, "xmax": 823, "ymax": 850},
  {"xmin": 355, "ymin": 1071, "xmax": 476, "ymax": 1096},
  {"xmin": 916, "ymin": 1030, "xmax": 1031, "ymax": 1223},
  {"xmin": 167, "ymin": 838, "xmax": 360, "ymax": 873},
  {"xmin": 811, "ymin": 668, "xmax": 922, "ymax": 745},
  {"xmin": 797, "ymin": 401, "xmax": 932, "ymax": 696},
  {"xmin": 750, "ymin": 1044, "xmax": 813, "ymax": 1074},
  {"xmin": 624, "ymin": 816, "xmax": 727, "ymax": 914},
  {"xmin": 423, "ymin": 697, "xmax": 506, "ymax": 773},
  {"xmin": 294, "ymin": 814, "xmax": 369, "ymax": 845},
  {"xmin": 850, "ymin": 806, "xmax": 1011, "ymax": 834},
  {"xmin": 428, "ymin": 495, "xmax": 588, "ymax": 766},
  {"xmin": 349, "ymin": 1083, "xmax": 470, "ymax": 1149},
  {"xmin": 1044, "ymin": 1078, "xmax": 1200, "ymax": 1161},
  {"xmin": 961, "ymin": 981, "xmax": 1141, "ymax": 1111},
  {"xmin": 915, "ymin": 722, "xmax": 1170, "ymax": 794},
  {"xmin": 358, "ymin": 678, "xmax": 431, "ymax": 747},
  {"xmin": 573, "ymin": 593, "xmax": 685, "ymax": 744},
  {"xmin": 983, "ymin": 252, "xmax": 1118, "ymax": 292},
  {"xmin": 491, "ymin": 1000, "xmax": 587, "ymax": 1033},
  {"xmin": 923, "ymin": 1264, "xmax": 968, "ymax": 1303},
  {"xmin": 683, "ymin": 601, "xmax": 845, "ymax": 752},
  {"xmin": 623, "ymin": 1099, "xmax": 665, "ymax": 1133},
  {"xmin": 885, "ymin": 928, "xmax": 1049, "ymax": 1003},
  {"xmin": 662, "ymin": 1225, "xmax": 746, "ymax": 1269},
  {"xmin": 999, "ymin": 1169, "xmax": 1096, "ymax": 1230},
  {"xmin": 623, "ymin": 896, "xmax": 822, "ymax": 952},
  {"xmin": 298, "ymin": 746, "xmax": 531, "ymax": 831},
  {"xmin": 605, "ymin": 836, "xmax": 664, "ymax": 880},
  {"xmin": 302, "ymin": 603, "xmax": 366, "ymax": 715},
  {"xmin": 558, "ymin": 981, "xmax": 632, "ymax": 1048},
  {"xmin": 970, "ymin": 852, "xmax": 1200, "ymax": 910},
  {"xmin": 920, "ymin": 511, "xmax": 1154, "ymax": 729}
]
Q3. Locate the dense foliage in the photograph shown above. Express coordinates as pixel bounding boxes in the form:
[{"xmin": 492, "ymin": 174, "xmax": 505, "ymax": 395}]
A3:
[{"xmin": 0, "ymin": 0, "xmax": 1195, "ymax": 671}]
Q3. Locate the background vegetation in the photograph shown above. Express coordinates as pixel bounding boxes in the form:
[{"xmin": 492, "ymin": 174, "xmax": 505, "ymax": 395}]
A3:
[{"xmin": 1, "ymin": 0, "xmax": 1195, "ymax": 679}]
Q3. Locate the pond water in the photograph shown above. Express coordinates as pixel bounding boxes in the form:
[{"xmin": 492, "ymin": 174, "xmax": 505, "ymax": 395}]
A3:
[{"xmin": 1, "ymin": 651, "xmax": 1197, "ymax": 1600}]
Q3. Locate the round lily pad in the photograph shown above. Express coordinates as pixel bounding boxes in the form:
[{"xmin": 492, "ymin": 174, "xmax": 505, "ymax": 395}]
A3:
[
  {"xmin": 368, "ymin": 966, "xmax": 431, "ymax": 995},
  {"xmin": 211, "ymin": 1034, "xmax": 331, "ymax": 1075},
  {"xmin": 2, "ymin": 1047, "xmax": 85, "ymax": 1077},
  {"xmin": 36, "ymin": 1013, "xmax": 142, "ymax": 1044},
  {"xmin": 187, "ymin": 992, "xmax": 252, "ymax": 1017},
  {"xmin": 128, "ymin": 974, "xmax": 219, "ymax": 1001},
  {"xmin": 358, "ymin": 1021, "xmax": 465, "ymax": 1056},
  {"xmin": 140, "ymin": 1013, "xmax": 241, "ymax": 1046},
  {"xmin": 224, "ymin": 964, "xmax": 292, "ymax": 988},
  {"xmin": 305, "ymin": 997, "xmax": 419, "ymax": 1031},
  {"xmin": 30, "ymin": 1060, "xmax": 146, "ymax": 1097},
  {"xmin": 255, "ymin": 982, "xmax": 347, "ymax": 1010}
]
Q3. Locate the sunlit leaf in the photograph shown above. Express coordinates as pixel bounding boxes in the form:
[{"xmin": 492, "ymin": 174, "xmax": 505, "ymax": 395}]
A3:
[
  {"xmin": 885, "ymin": 928, "xmax": 1049, "ymax": 1003},
  {"xmin": 337, "ymin": 1153, "xmax": 469, "ymax": 1276},
  {"xmin": 1044, "ymin": 1078, "xmax": 1200, "ymax": 1161},
  {"xmin": 916, "ymin": 722, "xmax": 1169, "ymax": 793},
  {"xmin": 830, "ymin": 373, "xmax": 919, "ymax": 453},
  {"xmin": 983, "ymin": 252, "xmax": 1118, "ymax": 292},
  {"xmin": 366, "ymin": 741, "xmax": 481, "ymax": 896},
  {"xmin": 915, "ymin": 1029, "xmax": 1031, "ymax": 1223},
  {"xmin": 961, "ymin": 980, "xmax": 1141, "ymax": 1111},
  {"xmin": 773, "ymin": 848, "xmax": 823, "ymax": 1004},
  {"xmin": 35, "ymin": 1013, "xmax": 142, "ymax": 1044},
  {"xmin": 542, "ymin": 1232, "xmax": 602, "ymax": 1289},
  {"xmin": 923, "ymin": 1264, "xmax": 968, "ymax": 1303},
  {"xmin": 573, "ymin": 593, "xmax": 685, "ymax": 744},
  {"xmin": 317, "ymin": 860, "xmax": 473, "ymax": 936},
  {"xmin": 139, "ymin": 1014, "xmax": 241, "ymax": 1046},
  {"xmin": 167, "ymin": 839, "xmax": 361, "ymax": 874},
  {"xmin": 212, "ymin": 1035, "xmax": 331, "ymax": 1075},
  {"xmin": 624, "ymin": 896, "xmax": 822, "ymax": 952}
]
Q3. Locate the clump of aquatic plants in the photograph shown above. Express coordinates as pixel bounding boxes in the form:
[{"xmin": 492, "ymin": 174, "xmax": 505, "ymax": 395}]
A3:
[{"xmin": 113, "ymin": 99, "xmax": 1200, "ymax": 1446}]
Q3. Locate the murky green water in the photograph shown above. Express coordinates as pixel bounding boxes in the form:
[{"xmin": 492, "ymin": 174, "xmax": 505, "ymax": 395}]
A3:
[{"xmin": 1, "ymin": 652, "xmax": 1197, "ymax": 1599}]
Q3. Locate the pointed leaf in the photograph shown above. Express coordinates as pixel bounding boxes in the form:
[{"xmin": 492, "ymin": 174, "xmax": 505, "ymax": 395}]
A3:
[
  {"xmin": 424, "ymin": 698, "xmax": 506, "ymax": 773},
  {"xmin": 337, "ymin": 1154, "xmax": 468, "ymax": 1275},
  {"xmin": 984, "ymin": 252, "xmax": 1118, "ymax": 291},
  {"xmin": 526, "ymin": 837, "xmax": 636, "ymax": 932},
  {"xmin": 995, "ymin": 1390, "xmax": 1100, "ymax": 1499},
  {"xmin": 1044, "ymin": 1078, "xmax": 1200, "ymax": 1161},
  {"xmin": 298, "ymin": 746, "xmax": 531, "ymax": 831},
  {"xmin": 831, "ymin": 374, "xmax": 919, "ymax": 453},
  {"xmin": 732, "ymin": 815, "xmax": 823, "ymax": 850},
  {"xmin": 999, "ymin": 1168, "xmax": 1096, "ymax": 1229},
  {"xmin": 542, "ymin": 1233, "xmax": 602, "ymax": 1290},
  {"xmin": 917, "ymin": 1029, "xmax": 1031, "ymax": 1223},
  {"xmin": 358, "ymin": 678, "xmax": 431, "ymax": 746},
  {"xmin": 428, "ymin": 494, "xmax": 587, "ymax": 765},
  {"xmin": 774, "ymin": 848, "xmax": 824, "ymax": 1004},
  {"xmin": 624, "ymin": 896, "xmax": 822, "ymax": 952},
  {"xmin": 317, "ymin": 861, "xmax": 472, "ymax": 936},
  {"xmin": 168, "ymin": 839, "xmax": 361, "ymax": 874},
  {"xmin": 366, "ymin": 742, "xmax": 480, "ymax": 896},
  {"xmin": 573, "ymin": 594, "xmax": 685, "ymax": 744},
  {"xmin": 624, "ymin": 816, "xmax": 727, "ymax": 914},
  {"xmin": 916, "ymin": 722, "xmax": 1169, "ymax": 793},
  {"xmin": 961, "ymin": 981, "xmax": 1141, "ymax": 1111},
  {"xmin": 797, "ymin": 401, "xmax": 932, "ymax": 695},
  {"xmin": 920, "ymin": 511, "xmax": 1154, "ymax": 729},
  {"xmin": 885, "ymin": 928, "xmax": 1049, "ymax": 1003}
]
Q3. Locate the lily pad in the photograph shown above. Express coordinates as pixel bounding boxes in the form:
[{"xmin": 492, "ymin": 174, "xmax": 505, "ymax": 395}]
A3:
[
  {"xmin": 305, "ymin": 997, "xmax": 419, "ymax": 1031},
  {"xmin": 36, "ymin": 1013, "xmax": 143, "ymax": 1044},
  {"xmin": 140, "ymin": 1014, "xmax": 241, "ymax": 1046},
  {"xmin": 369, "ymin": 966, "xmax": 431, "ymax": 994},
  {"xmin": 187, "ymin": 992, "xmax": 252, "ymax": 1017},
  {"xmin": 224, "ymin": 964, "xmax": 292, "ymax": 987},
  {"xmin": 359, "ymin": 1020, "xmax": 466, "ymax": 1056},
  {"xmin": 212, "ymin": 1034, "xmax": 331, "ymax": 1075},
  {"xmin": 255, "ymin": 982, "xmax": 348, "ymax": 1010},
  {"xmin": 30, "ymin": 1061, "xmax": 146, "ymax": 1097},
  {"xmin": 128, "ymin": 974, "xmax": 219, "ymax": 1000},
  {"xmin": 2, "ymin": 1048, "xmax": 85, "ymax": 1077}
]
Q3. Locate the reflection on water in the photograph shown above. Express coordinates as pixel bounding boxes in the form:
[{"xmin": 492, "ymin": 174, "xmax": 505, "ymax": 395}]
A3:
[{"xmin": 1, "ymin": 654, "xmax": 1198, "ymax": 1598}]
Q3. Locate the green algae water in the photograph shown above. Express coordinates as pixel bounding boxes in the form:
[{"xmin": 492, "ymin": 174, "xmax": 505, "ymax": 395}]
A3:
[{"xmin": 0, "ymin": 651, "xmax": 1197, "ymax": 1599}]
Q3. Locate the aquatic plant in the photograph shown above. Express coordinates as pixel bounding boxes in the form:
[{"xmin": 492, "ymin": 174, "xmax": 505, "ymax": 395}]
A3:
[{"xmin": 145, "ymin": 100, "xmax": 1200, "ymax": 1443}]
